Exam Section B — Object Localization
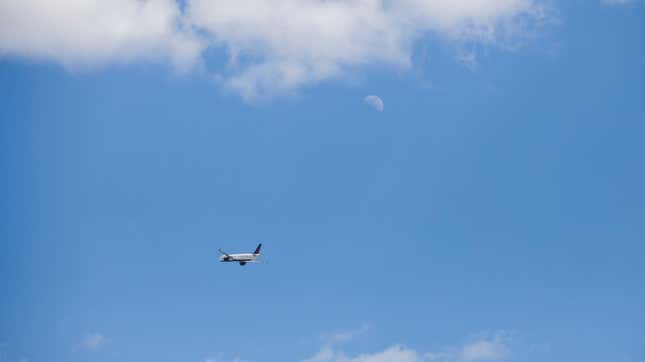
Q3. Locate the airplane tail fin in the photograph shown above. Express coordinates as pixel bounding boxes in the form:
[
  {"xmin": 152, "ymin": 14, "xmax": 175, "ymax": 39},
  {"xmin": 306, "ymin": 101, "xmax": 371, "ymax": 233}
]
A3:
[{"xmin": 253, "ymin": 243, "xmax": 262, "ymax": 255}]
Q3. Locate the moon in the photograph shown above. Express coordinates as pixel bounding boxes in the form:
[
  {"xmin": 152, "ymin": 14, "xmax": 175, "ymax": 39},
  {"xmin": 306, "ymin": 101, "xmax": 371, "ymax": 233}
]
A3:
[{"xmin": 364, "ymin": 95, "xmax": 384, "ymax": 112}]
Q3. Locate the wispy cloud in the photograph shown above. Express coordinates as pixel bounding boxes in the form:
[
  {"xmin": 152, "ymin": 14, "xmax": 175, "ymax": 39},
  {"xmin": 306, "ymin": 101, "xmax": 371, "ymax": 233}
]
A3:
[
  {"xmin": 455, "ymin": 51, "xmax": 479, "ymax": 72},
  {"xmin": 303, "ymin": 330, "xmax": 514, "ymax": 362},
  {"xmin": 426, "ymin": 331, "xmax": 513, "ymax": 362},
  {"xmin": 0, "ymin": 0, "xmax": 550, "ymax": 100},
  {"xmin": 321, "ymin": 324, "xmax": 371, "ymax": 345},
  {"xmin": 304, "ymin": 345, "xmax": 425, "ymax": 362},
  {"xmin": 459, "ymin": 334, "xmax": 511, "ymax": 361},
  {"xmin": 601, "ymin": 0, "xmax": 634, "ymax": 5}
]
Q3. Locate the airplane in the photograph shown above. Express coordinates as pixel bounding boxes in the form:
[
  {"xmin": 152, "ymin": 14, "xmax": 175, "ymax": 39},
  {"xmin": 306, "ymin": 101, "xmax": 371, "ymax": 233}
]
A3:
[{"xmin": 218, "ymin": 243, "xmax": 262, "ymax": 266}]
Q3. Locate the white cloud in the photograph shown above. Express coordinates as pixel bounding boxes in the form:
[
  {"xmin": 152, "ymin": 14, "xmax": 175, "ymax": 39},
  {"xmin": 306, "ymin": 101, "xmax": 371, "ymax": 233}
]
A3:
[
  {"xmin": 75, "ymin": 333, "xmax": 105, "ymax": 352},
  {"xmin": 430, "ymin": 332, "xmax": 512, "ymax": 362},
  {"xmin": 303, "ymin": 330, "xmax": 513, "ymax": 362},
  {"xmin": 459, "ymin": 337, "xmax": 510, "ymax": 361},
  {"xmin": 188, "ymin": 0, "xmax": 546, "ymax": 99},
  {"xmin": 0, "ymin": 0, "xmax": 548, "ymax": 99},
  {"xmin": 187, "ymin": 0, "xmax": 411, "ymax": 99},
  {"xmin": 0, "ymin": 0, "xmax": 203, "ymax": 71},
  {"xmin": 303, "ymin": 345, "xmax": 425, "ymax": 362},
  {"xmin": 364, "ymin": 95, "xmax": 385, "ymax": 112}
]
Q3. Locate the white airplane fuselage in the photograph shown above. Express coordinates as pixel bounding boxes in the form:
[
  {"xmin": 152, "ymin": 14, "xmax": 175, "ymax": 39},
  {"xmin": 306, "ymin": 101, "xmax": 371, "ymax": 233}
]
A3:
[{"xmin": 219, "ymin": 253, "xmax": 257, "ymax": 263}]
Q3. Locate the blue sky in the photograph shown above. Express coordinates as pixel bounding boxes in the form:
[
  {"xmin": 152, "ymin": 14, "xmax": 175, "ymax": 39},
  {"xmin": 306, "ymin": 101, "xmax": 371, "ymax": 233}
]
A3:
[{"xmin": 1, "ymin": 1, "xmax": 644, "ymax": 362}]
